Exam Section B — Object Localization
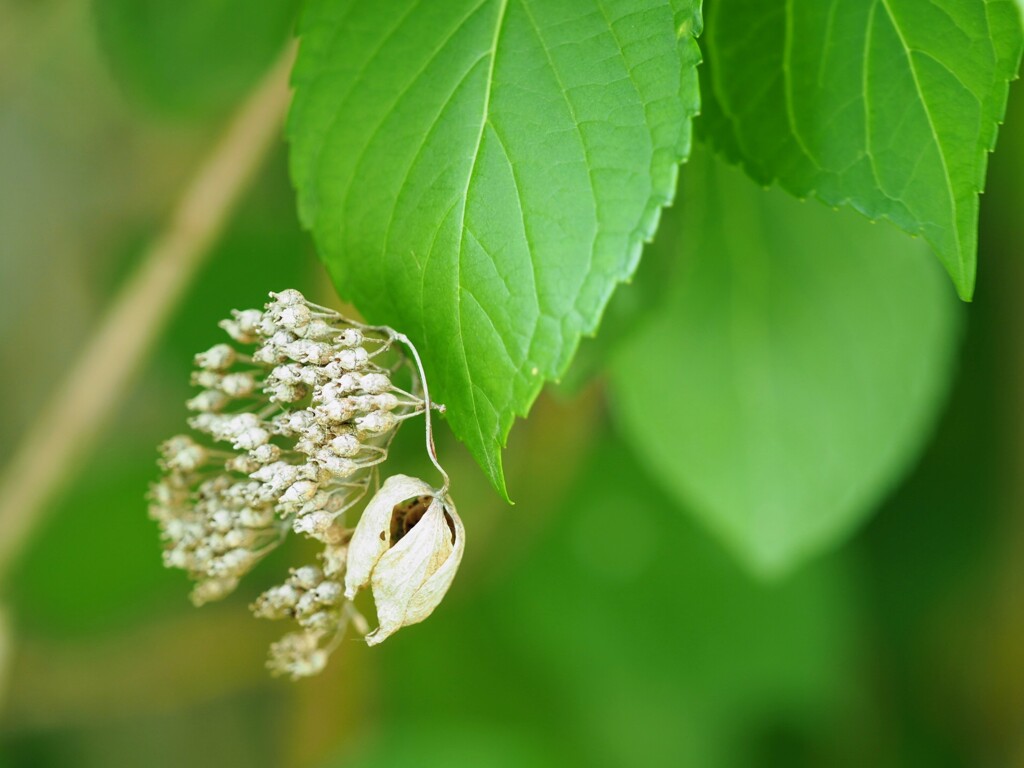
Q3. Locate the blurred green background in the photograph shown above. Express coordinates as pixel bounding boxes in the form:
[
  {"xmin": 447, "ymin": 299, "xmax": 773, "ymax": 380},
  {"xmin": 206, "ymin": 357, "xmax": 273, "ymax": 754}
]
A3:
[{"xmin": 2, "ymin": 2, "xmax": 1024, "ymax": 766}]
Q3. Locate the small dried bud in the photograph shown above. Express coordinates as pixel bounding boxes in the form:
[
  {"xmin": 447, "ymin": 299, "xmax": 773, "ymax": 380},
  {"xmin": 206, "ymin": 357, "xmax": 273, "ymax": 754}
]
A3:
[
  {"xmin": 314, "ymin": 451, "xmax": 358, "ymax": 478},
  {"xmin": 252, "ymin": 583, "xmax": 300, "ymax": 619},
  {"xmin": 328, "ymin": 433, "xmax": 361, "ymax": 457},
  {"xmin": 191, "ymin": 577, "xmax": 239, "ymax": 606},
  {"xmin": 321, "ymin": 541, "xmax": 349, "ymax": 576},
  {"xmin": 149, "ymin": 476, "xmax": 190, "ymax": 508},
  {"xmin": 292, "ymin": 565, "xmax": 323, "ymax": 590},
  {"xmin": 225, "ymin": 454, "xmax": 261, "ymax": 474},
  {"xmin": 335, "ymin": 347, "xmax": 369, "ymax": 370},
  {"xmin": 233, "ymin": 427, "xmax": 270, "ymax": 451},
  {"xmin": 336, "ymin": 328, "xmax": 363, "ymax": 347},
  {"xmin": 191, "ymin": 370, "xmax": 223, "ymax": 388},
  {"xmin": 195, "ymin": 344, "xmax": 236, "ymax": 371},
  {"xmin": 160, "ymin": 435, "xmax": 207, "ymax": 472},
  {"xmin": 293, "ymin": 510, "xmax": 335, "ymax": 539},
  {"xmin": 270, "ymin": 289, "xmax": 305, "ymax": 307},
  {"xmin": 279, "ymin": 304, "xmax": 311, "ymax": 331},
  {"xmin": 220, "ymin": 309, "xmax": 263, "ymax": 343},
  {"xmin": 250, "ymin": 443, "xmax": 281, "ymax": 464},
  {"xmin": 318, "ymin": 399, "xmax": 356, "ymax": 424},
  {"xmin": 267, "ymin": 631, "xmax": 328, "ymax": 679},
  {"xmin": 280, "ymin": 480, "xmax": 319, "ymax": 509},
  {"xmin": 320, "ymin": 375, "xmax": 360, "ymax": 401},
  {"xmin": 267, "ymin": 380, "xmax": 309, "ymax": 403},
  {"xmin": 186, "ymin": 390, "xmax": 230, "ymax": 413},
  {"xmin": 355, "ymin": 411, "xmax": 396, "ymax": 435},
  {"xmin": 359, "ymin": 372, "xmax": 392, "ymax": 394},
  {"xmin": 239, "ymin": 506, "xmax": 275, "ymax": 528},
  {"xmin": 221, "ymin": 372, "xmax": 257, "ymax": 397},
  {"xmin": 301, "ymin": 319, "xmax": 337, "ymax": 340},
  {"xmin": 285, "ymin": 340, "xmax": 334, "ymax": 365}
]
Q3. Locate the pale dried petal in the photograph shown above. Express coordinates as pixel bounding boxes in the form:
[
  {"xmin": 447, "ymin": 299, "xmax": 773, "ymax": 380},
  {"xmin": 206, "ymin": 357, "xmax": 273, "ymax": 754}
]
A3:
[
  {"xmin": 343, "ymin": 474, "xmax": 433, "ymax": 599},
  {"xmin": 406, "ymin": 500, "xmax": 464, "ymax": 620}
]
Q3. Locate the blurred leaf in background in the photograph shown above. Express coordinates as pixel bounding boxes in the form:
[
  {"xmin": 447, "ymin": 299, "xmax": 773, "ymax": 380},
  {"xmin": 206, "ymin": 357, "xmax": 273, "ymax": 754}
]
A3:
[
  {"xmin": 610, "ymin": 151, "xmax": 961, "ymax": 576},
  {"xmin": 93, "ymin": 0, "xmax": 299, "ymax": 118}
]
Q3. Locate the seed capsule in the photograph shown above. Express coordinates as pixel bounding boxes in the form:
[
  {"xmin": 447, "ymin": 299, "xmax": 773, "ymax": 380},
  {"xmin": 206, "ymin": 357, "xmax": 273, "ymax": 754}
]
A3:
[{"xmin": 344, "ymin": 475, "xmax": 464, "ymax": 645}]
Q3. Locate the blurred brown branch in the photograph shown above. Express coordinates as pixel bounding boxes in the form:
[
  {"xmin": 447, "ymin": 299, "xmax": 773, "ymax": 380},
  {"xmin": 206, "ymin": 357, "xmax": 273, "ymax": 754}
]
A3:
[{"xmin": 0, "ymin": 43, "xmax": 296, "ymax": 583}]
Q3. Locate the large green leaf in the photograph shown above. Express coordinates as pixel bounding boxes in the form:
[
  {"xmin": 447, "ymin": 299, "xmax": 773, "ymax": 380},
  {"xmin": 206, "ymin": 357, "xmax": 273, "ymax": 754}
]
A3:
[
  {"xmin": 93, "ymin": 0, "xmax": 298, "ymax": 117},
  {"xmin": 288, "ymin": 0, "xmax": 702, "ymax": 498},
  {"xmin": 699, "ymin": 0, "xmax": 1023, "ymax": 300},
  {"xmin": 610, "ymin": 153, "xmax": 961, "ymax": 576}
]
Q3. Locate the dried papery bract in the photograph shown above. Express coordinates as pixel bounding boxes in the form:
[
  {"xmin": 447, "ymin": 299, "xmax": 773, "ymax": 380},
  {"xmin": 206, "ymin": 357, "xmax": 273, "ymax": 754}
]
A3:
[
  {"xmin": 148, "ymin": 289, "xmax": 459, "ymax": 678},
  {"xmin": 345, "ymin": 474, "xmax": 434, "ymax": 595},
  {"xmin": 344, "ymin": 475, "xmax": 465, "ymax": 644}
]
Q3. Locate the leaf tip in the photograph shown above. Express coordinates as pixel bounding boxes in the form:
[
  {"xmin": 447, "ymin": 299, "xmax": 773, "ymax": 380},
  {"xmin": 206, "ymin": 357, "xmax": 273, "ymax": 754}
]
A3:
[
  {"xmin": 948, "ymin": 256, "xmax": 976, "ymax": 302},
  {"xmin": 482, "ymin": 443, "xmax": 513, "ymax": 505}
]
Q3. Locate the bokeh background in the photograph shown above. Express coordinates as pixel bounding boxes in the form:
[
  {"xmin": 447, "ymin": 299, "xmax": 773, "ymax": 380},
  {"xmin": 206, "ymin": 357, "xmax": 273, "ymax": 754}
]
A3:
[{"xmin": 2, "ymin": 2, "xmax": 1024, "ymax": 766}]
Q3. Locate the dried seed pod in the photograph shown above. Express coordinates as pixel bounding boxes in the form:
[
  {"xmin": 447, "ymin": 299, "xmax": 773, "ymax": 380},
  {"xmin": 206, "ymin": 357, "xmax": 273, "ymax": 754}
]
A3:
[{"xmin": 345, "ymin": 475, "xmax": 464, "ymax": 645}]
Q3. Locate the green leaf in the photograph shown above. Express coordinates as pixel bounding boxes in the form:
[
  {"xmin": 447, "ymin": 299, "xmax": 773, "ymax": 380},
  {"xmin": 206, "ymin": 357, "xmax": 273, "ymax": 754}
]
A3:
[
  {"xmin": 609, "ymin": 152, "xmax": 961, "ymax": 576},
  {"xmin": 699, "ymin": 0, "xmax": 1023, "ymax": 300},
  {"xmin": 288, "ymin": 0, "xmax": 702, "ymax": 498},
  {"xmin": 93, "ymin": 0, "xmax": 298, "ymax": 117}
]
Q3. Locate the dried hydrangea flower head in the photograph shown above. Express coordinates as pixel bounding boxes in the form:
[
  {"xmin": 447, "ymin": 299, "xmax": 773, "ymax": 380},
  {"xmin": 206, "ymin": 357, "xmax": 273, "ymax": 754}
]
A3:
[{"xmin": 148, "ymin": 289, "xmax": 461, "ymax": 679}]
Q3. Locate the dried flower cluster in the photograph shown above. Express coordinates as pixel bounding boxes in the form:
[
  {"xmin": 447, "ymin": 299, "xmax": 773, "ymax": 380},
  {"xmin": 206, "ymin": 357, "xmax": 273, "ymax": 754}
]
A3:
[{"xmin": 148, "ymin": 290, "xmax": 463, "ymax": 679}]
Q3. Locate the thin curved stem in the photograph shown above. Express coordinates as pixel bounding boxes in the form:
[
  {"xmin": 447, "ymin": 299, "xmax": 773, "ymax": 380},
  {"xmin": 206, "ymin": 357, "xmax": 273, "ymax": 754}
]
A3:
[{"xmin": 392, "ymin": 332, "xmax": 450, "ymax": 496}]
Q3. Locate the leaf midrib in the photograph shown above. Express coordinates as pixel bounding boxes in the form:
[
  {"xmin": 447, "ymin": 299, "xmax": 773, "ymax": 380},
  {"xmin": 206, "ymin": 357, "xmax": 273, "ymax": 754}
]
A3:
[{"xmin": 449, "ymin": 0, "xmax": 510, "ymax": 479}]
